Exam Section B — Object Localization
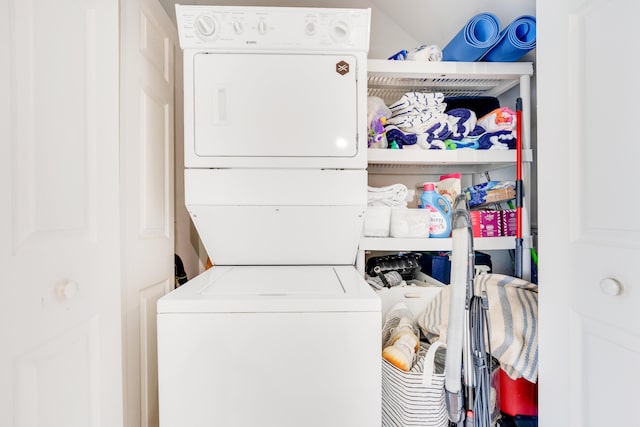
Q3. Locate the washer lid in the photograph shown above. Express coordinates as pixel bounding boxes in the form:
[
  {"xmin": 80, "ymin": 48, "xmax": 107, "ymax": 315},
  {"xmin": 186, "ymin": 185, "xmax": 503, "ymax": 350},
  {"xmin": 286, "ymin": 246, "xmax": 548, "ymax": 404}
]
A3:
[
  {"xmin": 157, "ymin": 265, "xmax": 380, "ymax": 313},
  {"xmin": 202, "ymin": 266, "xmax": 344, "ymax": 296}
]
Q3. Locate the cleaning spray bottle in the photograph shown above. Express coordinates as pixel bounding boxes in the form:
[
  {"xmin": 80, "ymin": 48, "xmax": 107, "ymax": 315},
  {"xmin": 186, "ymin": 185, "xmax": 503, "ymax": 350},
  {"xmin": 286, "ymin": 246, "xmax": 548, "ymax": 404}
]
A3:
[{"xmin": 420, "ymin": 183, "xmax": 452, "ymax": 238}]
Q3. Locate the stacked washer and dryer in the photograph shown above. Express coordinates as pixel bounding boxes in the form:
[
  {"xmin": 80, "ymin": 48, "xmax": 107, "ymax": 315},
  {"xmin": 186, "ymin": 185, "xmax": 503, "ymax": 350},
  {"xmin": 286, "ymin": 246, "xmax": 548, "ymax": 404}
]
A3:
[{"xmin": 157, "ymin": 5, "xmax": 380, "ymax": 427}]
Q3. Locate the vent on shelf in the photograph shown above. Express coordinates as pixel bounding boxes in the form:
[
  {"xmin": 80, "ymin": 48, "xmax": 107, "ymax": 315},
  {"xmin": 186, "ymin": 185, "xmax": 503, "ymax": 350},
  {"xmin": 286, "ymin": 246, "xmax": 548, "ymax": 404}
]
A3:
[{"xmin": 368, "ymin": 75, "xmax": 515, "ymax": 103}]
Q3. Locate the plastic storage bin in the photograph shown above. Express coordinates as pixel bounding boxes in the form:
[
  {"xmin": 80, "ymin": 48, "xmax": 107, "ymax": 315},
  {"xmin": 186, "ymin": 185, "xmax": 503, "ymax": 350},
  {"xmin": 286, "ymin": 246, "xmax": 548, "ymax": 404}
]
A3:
[
  {"xmin": 390, "ymin": 208, "xmax": 430, "ymax": 238},
  {"xmin": 364, "ymin": 206, "xmax": 391, "ymax": 237},
  {"xmin": 498, "ymin": 369, "xmax": 538, "ymax": 417},
  {"xmin": 420, "ymin": 251, "xmax": 492, "ymax": 284}
]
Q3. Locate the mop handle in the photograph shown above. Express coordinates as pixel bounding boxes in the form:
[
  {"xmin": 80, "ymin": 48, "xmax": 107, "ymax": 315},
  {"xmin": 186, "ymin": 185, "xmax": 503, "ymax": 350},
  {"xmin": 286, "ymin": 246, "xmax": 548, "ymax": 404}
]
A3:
[
  {"xmin": 515, "ymin": 98, "xmax": 524, "ymax": 278},
  {"xmin": 516, "ymin": 97, "xmax": 523, "ymax": 228}
]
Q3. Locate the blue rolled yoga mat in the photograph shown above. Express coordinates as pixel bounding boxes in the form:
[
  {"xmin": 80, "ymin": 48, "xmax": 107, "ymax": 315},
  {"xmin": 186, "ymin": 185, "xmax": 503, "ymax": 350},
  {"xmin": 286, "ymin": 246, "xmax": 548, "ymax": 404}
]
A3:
[
  {"xmin": 442, "ymin": 13, "xmax": 501, "ymax": 62},
  {"xmin": 481, "ymin": 15, "xmax": 537, "ymax": 62}
]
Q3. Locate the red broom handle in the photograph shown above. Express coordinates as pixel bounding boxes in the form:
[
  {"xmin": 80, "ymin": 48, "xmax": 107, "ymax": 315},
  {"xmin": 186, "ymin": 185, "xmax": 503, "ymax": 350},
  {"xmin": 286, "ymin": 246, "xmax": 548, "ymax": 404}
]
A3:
[{"xmin": 515, "ymin": 98, "xmax": 523, "ymax": 240}]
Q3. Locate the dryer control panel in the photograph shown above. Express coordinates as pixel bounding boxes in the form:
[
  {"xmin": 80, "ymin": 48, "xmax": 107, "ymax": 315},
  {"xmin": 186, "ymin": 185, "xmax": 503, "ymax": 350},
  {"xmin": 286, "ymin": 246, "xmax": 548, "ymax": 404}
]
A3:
[{"xmin": 176, "ymin": 5, "xmax": 371, "ymax": 51}]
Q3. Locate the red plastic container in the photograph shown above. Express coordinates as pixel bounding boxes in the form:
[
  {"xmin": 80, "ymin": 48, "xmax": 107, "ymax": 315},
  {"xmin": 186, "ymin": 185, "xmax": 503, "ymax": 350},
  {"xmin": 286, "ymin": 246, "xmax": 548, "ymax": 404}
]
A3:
[{"xmin": 498, "ymin": 369, "xmax": 538, "ymax": 417}]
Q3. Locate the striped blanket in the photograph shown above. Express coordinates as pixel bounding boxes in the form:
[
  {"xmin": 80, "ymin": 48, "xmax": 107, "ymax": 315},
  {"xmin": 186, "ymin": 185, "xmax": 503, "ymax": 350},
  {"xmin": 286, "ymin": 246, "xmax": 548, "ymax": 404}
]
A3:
[{"xmin": 419, "ymin": 273, "xmax": 538, "ymax": 382}]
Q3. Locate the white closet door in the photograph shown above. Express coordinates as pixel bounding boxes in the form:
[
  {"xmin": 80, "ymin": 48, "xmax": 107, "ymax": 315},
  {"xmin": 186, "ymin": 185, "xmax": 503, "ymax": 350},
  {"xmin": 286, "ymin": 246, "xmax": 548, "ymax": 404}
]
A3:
[
  {"xmin": 537, "ymin": 1, "xmax": 640, "ymax": 425},
  {"xmin": 0, "ymin": 1, "xmax": 122, "ymax": 426},
  {"xmin": 120, "ymin": 0, "xmax": 176, "ymax": 426}
]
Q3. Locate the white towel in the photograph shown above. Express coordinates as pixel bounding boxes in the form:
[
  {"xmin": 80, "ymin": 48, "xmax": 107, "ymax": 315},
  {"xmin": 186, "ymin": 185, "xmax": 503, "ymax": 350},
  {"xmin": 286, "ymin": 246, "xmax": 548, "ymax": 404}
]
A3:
[
  {"xmin": 406, "ymin": 44, "xmax": 443, "ymax": 62},
  {"xmin": 367, "ymin": 184, "xmax": 409, "ymax": 207},
  {"xmin": 387, "ymin": 112, "xmax": 450, "ymax": 135},
  {"xmin": 419, "ymin": 273, "xmax": 538, "ymax": 382},
  {"xmin": 477, "ymin": 107, "xmax": 517, "ymax": 132},
  {"xmin": 389, "ymin": 92, "xmax": 446, "ymax": 112}
]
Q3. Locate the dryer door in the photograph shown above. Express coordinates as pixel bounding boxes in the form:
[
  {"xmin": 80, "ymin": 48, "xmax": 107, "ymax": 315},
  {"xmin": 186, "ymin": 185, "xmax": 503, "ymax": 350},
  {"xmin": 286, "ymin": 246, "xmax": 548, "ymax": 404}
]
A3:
[{"xmin": 192, "ymin": 53, "xmax": 358, "ymax": 160}]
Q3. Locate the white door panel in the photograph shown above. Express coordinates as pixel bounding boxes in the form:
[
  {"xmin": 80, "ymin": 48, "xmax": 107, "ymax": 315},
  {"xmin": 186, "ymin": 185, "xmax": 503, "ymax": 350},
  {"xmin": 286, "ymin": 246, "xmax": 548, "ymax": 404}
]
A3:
[
  {"xmin": 120, "ymin": 0, "xmax": 176, "ymax": 426},
  {"xmin": 1, "ymin": 0, "xmax": 122, "ymax": 426},
  {"xmin": 579, "ymin": 318, "xmax": 640, "ymax": 426},
  {"xmin": 538, "ymin": 0, "xmax": 640, "ymax": 425},
  {"xmin": 14, "ymin": 320, "xmax": 101, "ymax": 427}
]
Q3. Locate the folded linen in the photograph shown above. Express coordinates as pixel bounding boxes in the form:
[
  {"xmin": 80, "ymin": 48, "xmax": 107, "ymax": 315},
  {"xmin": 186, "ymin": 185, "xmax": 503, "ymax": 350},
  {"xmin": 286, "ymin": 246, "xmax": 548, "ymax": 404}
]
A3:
[
  {"xmin": 477, "ymin": 107, "xmax": 516, "ymax": 133},
  {"xmin": 385, "ymin": 125, "xmax": 417, "ymax": 148},
  {"xmin": 387, "ymin": 115, "xmax": 452, "ymax": 138},
  {"xmin": 388, "ymin": 44, "xmax": 443, "ymax": 62},
  {"xmin": 419, "ymin": 273, "xmax": 538, "ymax": 382},
  {"xmin": 445, "ymin": 138, "xmax": 479, "ymax": 150},
  {"xmin": 447, "ymin": 108, "xmax": 477, "ymax": 140},
  {"xmin": 389, "ymin": 92, "xmax": 446, "ymax": 113},
  {"xmin": 422, "ymin": 120, "xmax": 451, "ymax": 142},
  {"xmin": 477, "ymin": 129, "xmax": 516, "ymax": 149},
  {"xmin": 387, "ymin": 92, "xmax": 451, "ymax": 136},
  {"xmin": 406, "ymin": 44, "xmax": 443, "ymax": 62},
  {"xmin": 367, "ymin": 184, "xmax": 409, "ymax": 207},
  {"xmin": 385, "ymin": 125, "xmax": 449, "ymax": 150}
]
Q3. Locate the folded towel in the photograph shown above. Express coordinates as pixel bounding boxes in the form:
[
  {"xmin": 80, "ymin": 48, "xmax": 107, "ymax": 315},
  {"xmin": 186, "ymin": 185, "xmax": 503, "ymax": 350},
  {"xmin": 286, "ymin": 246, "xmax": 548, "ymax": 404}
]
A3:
[
  {"xmin": 389, "ymin": 45, "xmax": 443, "ymax": 62},
  {"xmin": 477, "ymin": 129, "xmax": 516, "ymax": 150},
  {"xmin": 445, "ymin": 138, "xmax": 479, "ymax": 150},
  {"xmin": 385, "ymin": 125, "xmax": 417, "ymax": 148},
  {"xmin": 422, "ymin": 119, "xmax": 452, "ymax": 142},
  {"xmin": 477, "ymin": 107, "xmax": 516, "ymax": 133},
  {"xmin": 385, "ymin": 125, "xmax": 449, "ymax": 150},
  {"xmin": 419, "ymin": 273, "xmax": 538, "ymax": 382},
  {"xmin": 406, "ymin": 44, "xmax": 443, "ymax": 62},
  {"xmin": 387, "ymin": 113, "xmax": 449, "ymax": 135},
  {"xmin": 368, "ymin": 184, "xmax": 409, "ymax": 207},
  {"xmin": 447, "ymin": 108, "xmax": 477, "ymax": 140},
  {"xmin": 389, "ymin": 92, "xmax": 446, "ymax": 113},
  {"xmin": 387, "ymin": 92, "xmax": 450, "ymax": 136}
]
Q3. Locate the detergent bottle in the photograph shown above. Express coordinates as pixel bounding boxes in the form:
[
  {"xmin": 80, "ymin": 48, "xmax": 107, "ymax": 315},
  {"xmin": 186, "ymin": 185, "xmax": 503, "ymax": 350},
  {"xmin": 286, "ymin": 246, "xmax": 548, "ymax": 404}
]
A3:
[{"xmin": 419, "ymin": 183, "xmax": 452, "ymax": 238}]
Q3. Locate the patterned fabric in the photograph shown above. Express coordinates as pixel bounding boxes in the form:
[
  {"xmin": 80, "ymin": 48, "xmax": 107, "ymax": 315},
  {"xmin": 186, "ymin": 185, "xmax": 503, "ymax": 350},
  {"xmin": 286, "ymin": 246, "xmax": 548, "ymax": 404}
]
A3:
[
  {"xmin": 381, "ymin": 343, "xmax": 449, "ymax": 427},
  {"xmin": 419, "ymin": 273, "xmax": 538, "ymax": 382}
]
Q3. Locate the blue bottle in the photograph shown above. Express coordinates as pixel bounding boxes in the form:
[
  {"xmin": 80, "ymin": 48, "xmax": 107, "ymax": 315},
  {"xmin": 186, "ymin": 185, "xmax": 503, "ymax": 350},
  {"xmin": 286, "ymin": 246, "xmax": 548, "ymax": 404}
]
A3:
[{"xmin": 420, "ymin": 183, "xmax": 452, "ymax": 238}]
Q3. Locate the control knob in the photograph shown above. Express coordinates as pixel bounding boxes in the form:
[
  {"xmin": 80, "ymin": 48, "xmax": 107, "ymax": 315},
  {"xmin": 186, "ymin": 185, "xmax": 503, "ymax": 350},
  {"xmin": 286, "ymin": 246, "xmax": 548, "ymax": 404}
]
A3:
[
  {"xmin": 257, "ymin": 20, "xmax": 267, "ymax": 35},
  {"xmin": 194, "ymin": 14, "xmax": 217, "ymax": 38},
  {"xmin": 233, "ymin": 20, "xmax": 244, "ymax": 35},
  {"xmin": 331, "ymin": 20, "xmax": 350, "ymax": 42},
  {"xmin": 305, "ymin": 21, "xmax": 317, "ymax": 35}
]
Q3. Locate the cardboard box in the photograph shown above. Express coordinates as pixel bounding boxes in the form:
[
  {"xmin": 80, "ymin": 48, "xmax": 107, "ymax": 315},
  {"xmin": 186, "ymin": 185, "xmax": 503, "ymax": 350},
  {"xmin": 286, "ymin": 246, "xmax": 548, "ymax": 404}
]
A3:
[
  {"xmin": 502, "ymin": 209, "xmax": 517, "ymax": 236},
  {"xmin": 469, "ymin": 210, "xmax": 502, "ymax": 238}
]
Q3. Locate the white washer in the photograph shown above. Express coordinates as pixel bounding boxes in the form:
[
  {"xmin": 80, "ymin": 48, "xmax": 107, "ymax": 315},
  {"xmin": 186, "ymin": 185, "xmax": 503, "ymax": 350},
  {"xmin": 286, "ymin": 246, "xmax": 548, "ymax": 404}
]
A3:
[
  {"xmin": 158, "ymin": 265, "xmax": 380, "ymax": 426},
  {"xmin": 158, "ymin": 6, "xmax": 380, "ymax": 427}
]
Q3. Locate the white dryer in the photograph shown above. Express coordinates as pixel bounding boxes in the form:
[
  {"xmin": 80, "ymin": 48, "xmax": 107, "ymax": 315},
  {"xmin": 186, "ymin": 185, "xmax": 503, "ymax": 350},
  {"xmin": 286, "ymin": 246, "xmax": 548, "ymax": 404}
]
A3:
[{"xmin": 157, "ymin": 5, "xmax": 380, "ymax": 427}]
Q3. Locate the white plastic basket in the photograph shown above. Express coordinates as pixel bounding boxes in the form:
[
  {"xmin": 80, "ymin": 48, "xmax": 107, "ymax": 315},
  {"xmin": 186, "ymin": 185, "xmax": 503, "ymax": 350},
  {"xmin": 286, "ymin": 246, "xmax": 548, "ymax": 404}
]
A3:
[
  {"xmin": 390, "ymin": 208, "xmax": 430, "ymax": 238},
  {"xmin": 364, "ymin": 206, "xmax": 391, "ymax": 237}
]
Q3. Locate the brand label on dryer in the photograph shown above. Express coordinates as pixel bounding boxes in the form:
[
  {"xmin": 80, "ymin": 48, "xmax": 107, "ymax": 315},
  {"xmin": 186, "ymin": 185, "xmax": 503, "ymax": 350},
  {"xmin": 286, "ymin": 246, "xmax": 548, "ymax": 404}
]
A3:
[{"xmin": 336, "ymin": 60, "xmax": 349, "ymax": 75}]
